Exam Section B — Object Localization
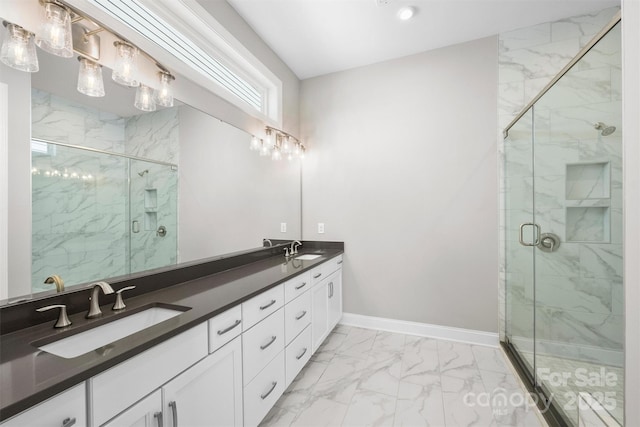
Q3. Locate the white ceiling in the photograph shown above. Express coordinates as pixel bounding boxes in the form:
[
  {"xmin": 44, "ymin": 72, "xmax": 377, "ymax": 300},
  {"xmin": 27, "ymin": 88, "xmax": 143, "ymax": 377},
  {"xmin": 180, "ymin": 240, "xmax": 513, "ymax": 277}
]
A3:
[{"xmin": 225, "ymin": 0, "xmax": 619, "ymax": 80}]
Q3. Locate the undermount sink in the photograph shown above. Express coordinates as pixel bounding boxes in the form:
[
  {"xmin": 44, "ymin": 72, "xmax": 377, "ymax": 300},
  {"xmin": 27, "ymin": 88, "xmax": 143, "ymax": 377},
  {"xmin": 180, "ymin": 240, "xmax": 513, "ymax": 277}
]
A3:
[
  {"xmin": 36, "ymin": 305, "xmax": 187, "ymax": 359},
  {"xmin": 295, "ymin": 254, "xmax": 322, "ymax": 261}
]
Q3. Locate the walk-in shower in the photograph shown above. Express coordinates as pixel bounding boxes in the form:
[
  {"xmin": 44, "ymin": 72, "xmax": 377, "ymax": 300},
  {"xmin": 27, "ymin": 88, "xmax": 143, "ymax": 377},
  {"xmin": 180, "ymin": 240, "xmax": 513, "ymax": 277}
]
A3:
[
  {"xmin": 31, "ymin": 140, "xmax": 178, "ymax": 293},
  {"xmin": 503, "ymin": 15, "xmax": 622, "ymax": 427}
]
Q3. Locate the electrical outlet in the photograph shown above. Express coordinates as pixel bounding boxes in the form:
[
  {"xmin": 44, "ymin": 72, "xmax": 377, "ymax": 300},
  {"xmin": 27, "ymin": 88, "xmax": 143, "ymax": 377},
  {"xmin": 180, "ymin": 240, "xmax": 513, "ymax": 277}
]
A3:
[
  {"xmin": 318, "ymin": 223, "xmax": 325, "ymax": 234},
  {"xmin": 280, "ymin": 222, "xmax": 287, "ymax": 233}
]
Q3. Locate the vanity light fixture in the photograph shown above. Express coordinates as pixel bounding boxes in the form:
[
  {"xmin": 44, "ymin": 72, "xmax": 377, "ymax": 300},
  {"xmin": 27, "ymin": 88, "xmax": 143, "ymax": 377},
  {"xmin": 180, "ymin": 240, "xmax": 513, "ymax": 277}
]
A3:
[
  {"xmin": 257, "ymin": 126, "xmax": 306, "ymax": 161},
  {"xmin": 77, "ymin": 56, "xmax": 105, "ymax": 97},
  {"xmin": 112, "ymin": 41, "xmax": 139, "ymax": 87},
  {"xmin": 1, "ymin": 22, "xmax": 39, "ymax": 72},
  {"xmin": 397, "ymin": 6, "xmax": 416, "ymax": 20},
  {"xmin": 134, "ymin": 84, "xmax": 156, "ymax": 112},
  {"xmin": 36, "ymin": 0, "xmax": 73, "ymax": 58},
  {"xmin": 155, "ymin": 70, "xmax": 175, "ymax": 107},
  {"xmin": 264, "ymin": 128, "xmax": 274, "ymax": 148}
]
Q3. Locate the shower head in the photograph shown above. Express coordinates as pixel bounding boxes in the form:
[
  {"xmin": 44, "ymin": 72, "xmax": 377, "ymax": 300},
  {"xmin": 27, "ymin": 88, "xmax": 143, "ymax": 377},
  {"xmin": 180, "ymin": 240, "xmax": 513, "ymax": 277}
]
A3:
[
  {"xmin": 594, "ymin": 122, "xmax": 616, "ymax": 136},
  {"xmin": 138, "ymin": 169, "xmax": 149, "ymax": 177}
]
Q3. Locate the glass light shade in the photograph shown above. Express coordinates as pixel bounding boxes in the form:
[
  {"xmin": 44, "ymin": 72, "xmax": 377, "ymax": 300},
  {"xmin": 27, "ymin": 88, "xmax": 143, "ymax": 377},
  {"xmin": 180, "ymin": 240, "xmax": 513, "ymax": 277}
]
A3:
[
  {"xmin": 35, "ymin": 2, "xmax": 73, "ymax": 58},
  {"xmin": 259, "ymin": 141, "xmax": 271, "ymax": 157},
  {"xmin": 271, "ymin": 147, "xmax": 282, "ymax": 161},
  {"xmin": 298, "ymin": 146, "xmax": 306, "ymax": 159},
  {"xmin": 282, "ymin": 136, "xmax": 292, "ymax": 154},
  {"xmin": 1, "ymin": 23, "xmax": 39, "ymax": 72},
  {"xmin": 134, "ymin": 84, "xmax": 156, "ymax": 112},
  {"xmin": 155, "ymin": 71, "xmax": 174, "ymax": 107},
  {"xmin": 112, "ymin": 41, "xmax": 139, "ymax": 87},
  {"xmin": 77, "ymin": 57, "xmax": 105, "ymax": 97},
  {"xmin": 249, "ymin": 136, "xmax": 260, "ymax": 151},
  {"xmin": 264, "ymin": 128, "xmax": 274, "ymax": 148}
]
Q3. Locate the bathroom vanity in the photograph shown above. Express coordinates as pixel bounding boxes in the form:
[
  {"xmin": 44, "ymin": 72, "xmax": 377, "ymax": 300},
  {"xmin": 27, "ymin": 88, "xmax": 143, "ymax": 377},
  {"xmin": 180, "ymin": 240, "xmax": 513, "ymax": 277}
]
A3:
[{"xmin": 0, "ymin": 242, "xmax": 343, "ymax": 427}]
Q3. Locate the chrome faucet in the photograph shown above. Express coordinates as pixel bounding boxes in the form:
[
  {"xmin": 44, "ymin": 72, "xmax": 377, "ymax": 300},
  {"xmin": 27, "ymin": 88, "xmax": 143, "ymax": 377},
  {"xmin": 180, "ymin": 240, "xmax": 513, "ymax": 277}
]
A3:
[
  {"xmin": 86, "ymin": 281, "xmax": 114, "ymax": 319},
  {"xmin": 290, "ymin": 240, "xmax": 302, "ymax": 254},
  {"xmin": 44, "ymin": 275, "xmax": 65, "ymax": 293}
]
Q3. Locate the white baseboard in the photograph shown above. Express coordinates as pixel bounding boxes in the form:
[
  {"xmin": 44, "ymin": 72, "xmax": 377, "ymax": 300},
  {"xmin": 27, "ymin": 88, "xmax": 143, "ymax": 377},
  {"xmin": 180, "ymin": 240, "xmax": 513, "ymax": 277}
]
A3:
[{"xmin": 339, "ymin": 312, "xmax": 500, "ymax": 347}]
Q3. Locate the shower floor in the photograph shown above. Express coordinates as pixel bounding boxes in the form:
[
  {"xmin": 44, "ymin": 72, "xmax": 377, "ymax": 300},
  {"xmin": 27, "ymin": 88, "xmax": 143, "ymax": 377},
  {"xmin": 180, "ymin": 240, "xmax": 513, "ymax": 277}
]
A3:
[{"xmin": 518, "ymin": 351, "xmax": 623, "ymax": 426}]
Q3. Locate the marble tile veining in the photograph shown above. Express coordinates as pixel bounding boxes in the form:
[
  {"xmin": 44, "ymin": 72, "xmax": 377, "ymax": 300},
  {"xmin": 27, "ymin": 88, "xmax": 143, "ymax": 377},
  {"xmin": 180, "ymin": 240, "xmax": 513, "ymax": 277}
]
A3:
[{"xmin": 260, "ymin": 326, "xmax": 545, "ymax": 427}]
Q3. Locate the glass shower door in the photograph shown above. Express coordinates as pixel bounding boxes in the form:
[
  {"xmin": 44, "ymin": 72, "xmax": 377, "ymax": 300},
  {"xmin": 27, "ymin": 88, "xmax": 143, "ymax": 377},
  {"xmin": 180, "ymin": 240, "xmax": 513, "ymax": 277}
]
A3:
[
  {"xmin": 504, "ymin": 108, "xmax": 536, "ymax": 380},
  {"xmin": 532, "ymin": 22, "xmax": 623, "ymax": 426}
]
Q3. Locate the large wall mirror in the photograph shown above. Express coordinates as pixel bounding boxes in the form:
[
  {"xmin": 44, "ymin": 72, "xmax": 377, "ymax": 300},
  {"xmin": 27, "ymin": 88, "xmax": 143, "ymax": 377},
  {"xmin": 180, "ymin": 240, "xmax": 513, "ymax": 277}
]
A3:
[{"xmin": 1, "ymin": 32, "xmax": 301, "ymax": 303}]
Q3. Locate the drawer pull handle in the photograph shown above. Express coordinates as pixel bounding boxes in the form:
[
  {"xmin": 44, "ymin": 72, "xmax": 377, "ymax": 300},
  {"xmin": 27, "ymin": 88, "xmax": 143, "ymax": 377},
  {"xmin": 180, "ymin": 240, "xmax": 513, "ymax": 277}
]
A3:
[
  {"xmin": 260, "ymin": 335, "xmax": 277, "ymax": 350},
  {"xmin": 62, "ymin": 418, "xmax": 76, "ymax": 427},
  {"xmin": 260, "ymin": 299, "xmax": 276, "ymax": 310},
  {"xmin": 296, "ymin": 347, "xmax": 308, "ymax": 360},
  {"xmin": 295, "ymin": 282, "xmax": 307, "ymax": 290},
  {"xmin": 337, "ymin": 260, "xmax": 343, "ymax": 264},
  {"xmin": 169, "ymin": 401, "xmax": 178, "ymax": 427},
  {"xmin": 154, "ymin": 411, "xmax": 163, "ymax": 427},
  {"xmin": 295, "ymin": 310, "xmax": 307, "ymax": 320},
  {"xmin": 217, "ymin": 319, "xmax": 242, "ymax": 335},
  {"xmin": 329, "ymin": 282, "xmax": 334, "ymax": 298},
  {"xmin": 261, "ymin": 381, "xmax": 278, "ymax": 400},
  {"xmin": 313, "ymin": 273, "xmax": 322, "ymax": 279}
]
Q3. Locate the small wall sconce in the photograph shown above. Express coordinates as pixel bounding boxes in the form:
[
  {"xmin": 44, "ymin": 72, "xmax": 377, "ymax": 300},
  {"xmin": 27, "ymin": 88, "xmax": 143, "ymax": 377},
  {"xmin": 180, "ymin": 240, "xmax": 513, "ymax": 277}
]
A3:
[{"xmin": 0, "ymin": 22, "xmax": 39, "ymax": 72}]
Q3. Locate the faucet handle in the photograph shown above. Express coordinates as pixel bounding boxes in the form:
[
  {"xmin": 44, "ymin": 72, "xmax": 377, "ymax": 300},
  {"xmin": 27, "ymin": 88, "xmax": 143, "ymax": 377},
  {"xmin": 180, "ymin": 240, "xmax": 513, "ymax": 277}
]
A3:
[
  {"xmin": 113, "ymin": 286, "xmax": 136, "ymax": 311},
  {"xmin": 37, "ymin": 304, "xmax": 72, "ymax": 328},
  {"xmin": 284, "ymin": 247, "xmax": 290, "ymax": 257}
]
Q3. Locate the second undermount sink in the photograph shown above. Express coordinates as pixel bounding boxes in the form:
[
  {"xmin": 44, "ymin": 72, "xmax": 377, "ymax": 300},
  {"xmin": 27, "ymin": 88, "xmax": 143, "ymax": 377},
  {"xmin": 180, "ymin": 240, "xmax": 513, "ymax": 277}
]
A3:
[
  {"xmin": 36, "ymin": 305, "xmax": 188, "ymax": 359},
  {"xmin": 295, "ymin": 254, "xmax": 322, "ymax": 261}
]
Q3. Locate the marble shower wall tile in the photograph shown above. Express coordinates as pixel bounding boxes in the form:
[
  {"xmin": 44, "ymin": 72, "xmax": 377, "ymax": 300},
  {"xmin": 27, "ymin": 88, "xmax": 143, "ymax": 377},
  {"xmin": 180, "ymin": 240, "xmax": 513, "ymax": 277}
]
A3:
[{"xmin": 125, "ymin": 107, "xmax": 179, "ymax": 163}]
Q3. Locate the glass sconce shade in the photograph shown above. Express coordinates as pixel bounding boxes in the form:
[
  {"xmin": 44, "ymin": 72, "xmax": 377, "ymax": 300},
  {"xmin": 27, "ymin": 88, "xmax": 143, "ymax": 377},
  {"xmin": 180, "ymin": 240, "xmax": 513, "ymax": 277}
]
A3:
[
  {"xmin": 282, "ymin": 136, "xmax": 292, "ymax": 154},
  {"xmin": 1, "ymin": 23, "xmax": 39, "ymax": 72},
  {"xmin": 271, "ymin": 146, "xmax": 282, "ymax": 161},
  {"xmin": 264, "ymin": 128, "xmax": 274, "ymax": 148},
  {"xmin": 35, "ymin": 2, "xmax": 73, "ymax": 58},
  {"xmin": 155, "ymin": 71, "xmax": 175, "ymax": 107},
  {"xmin": 259, "ymin": 141, "xmax": 271, "ymax": 157},
  {"xmin": 112, "ymin": 41, "xmax": 139, "ymax": 87},
  {"xmin": 135, "ymin": 84, "xmax": 156, "ymax": 112},
  {"xmin": 249, "ymin": 136, "xmax": 261, "ymax": 151},
  {"xmin": 77, "ymin": 57, "xmax": 105, "ymax": 97}
]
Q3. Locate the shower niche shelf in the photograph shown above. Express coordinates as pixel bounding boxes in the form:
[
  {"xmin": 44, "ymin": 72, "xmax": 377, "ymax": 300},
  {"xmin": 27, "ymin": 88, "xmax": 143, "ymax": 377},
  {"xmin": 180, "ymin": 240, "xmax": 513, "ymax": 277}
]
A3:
[
  {"xmin": 564, "ymin": 162, "xmax": 611, "ymax": 243},
  {"xmin": 565, "ymin": 162, "xmax": 610, "ymax": 200},
  {"xmin": 144, "ymin": 189, "xmax": 158, "ymax": 210}
]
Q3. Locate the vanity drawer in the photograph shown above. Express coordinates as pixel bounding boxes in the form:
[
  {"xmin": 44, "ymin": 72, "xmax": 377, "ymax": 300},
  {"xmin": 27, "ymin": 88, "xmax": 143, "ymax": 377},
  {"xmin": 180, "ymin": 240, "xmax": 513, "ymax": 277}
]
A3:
[
  {"xmin": 323, "ymin": 255, "xmax": 344, "ymax": 276},
  {"xmin": 284, "ymin": 289, "xmax": 311, "ymax": 344},
  {"xmin": 90, "ymin": 323, "xmax": 208, "ymax": 427},
  {"xmin": 242, "ymin": 308, "xmax": 284, "ymax": 385},
  {"xmin": 1, "ymin": 384, "xmax": 86, "ymax": 427},
  {"xmin": 242, "ymin": 284, "xmax": 284, "ymax": 331},
  {"xmin": 284, "ymin": 272, "xmax": 311, "ymax": 303},
  {"xmin": 309, "ymin": 265, "xmax": 325, "ymax": 287},
  {"xmin": 243, "ymin": 350, "xmax": 285, "ymax": 427},
  {"xmin": 208, "ymin": 305, "xmax": 243, "ymax": 353},
  {"xmin": 285, "ymin": 325, "xmax": 312, "ymax": 387}
]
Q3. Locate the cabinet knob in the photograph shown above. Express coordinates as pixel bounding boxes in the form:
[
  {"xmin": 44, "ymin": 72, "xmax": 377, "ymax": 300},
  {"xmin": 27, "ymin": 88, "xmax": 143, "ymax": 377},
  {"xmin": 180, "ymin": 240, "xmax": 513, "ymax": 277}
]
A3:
[
  {"xmin": 61, "ymin": 417, "xmax": 76, "ymax": 427},
  {"xmin": 37, "ymin": 304, "xmax": 72, "ymax": 328}
]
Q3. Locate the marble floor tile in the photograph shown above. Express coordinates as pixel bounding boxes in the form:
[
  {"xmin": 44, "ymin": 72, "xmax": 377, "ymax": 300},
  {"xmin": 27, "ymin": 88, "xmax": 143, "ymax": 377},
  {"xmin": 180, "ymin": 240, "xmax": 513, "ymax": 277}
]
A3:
[
  {"xmin": 261, "ymin": 326, "xmax": 545, "ymax": 427},
  {"xmin": 342, "ymin": 390, "xmax": 397, "ymax": 427},
  {"xmin": 394, "ymin": 380, "xmax": 446, "ymax": 427}
]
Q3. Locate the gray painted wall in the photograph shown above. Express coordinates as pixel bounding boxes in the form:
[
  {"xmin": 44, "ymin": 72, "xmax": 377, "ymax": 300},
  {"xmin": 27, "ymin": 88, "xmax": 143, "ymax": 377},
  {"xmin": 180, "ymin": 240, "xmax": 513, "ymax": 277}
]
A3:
[{"xmin": 300, "ymin": 36, "xmax": 499, "ymax": 333}]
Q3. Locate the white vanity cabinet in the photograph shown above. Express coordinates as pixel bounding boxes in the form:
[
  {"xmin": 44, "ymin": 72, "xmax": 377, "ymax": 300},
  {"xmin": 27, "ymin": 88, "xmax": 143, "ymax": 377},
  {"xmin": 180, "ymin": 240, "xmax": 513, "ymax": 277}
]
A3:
[
  {"xmin": 1, "ymin": 384, "xmax": 86, "ymax": 427},
  {"xmin": 162, "ymin": 337, "xmax": 243, "ymax": 427},
  {"xmin": 311, "ymin": 256, "xmax": 343, "ymax": 353}
]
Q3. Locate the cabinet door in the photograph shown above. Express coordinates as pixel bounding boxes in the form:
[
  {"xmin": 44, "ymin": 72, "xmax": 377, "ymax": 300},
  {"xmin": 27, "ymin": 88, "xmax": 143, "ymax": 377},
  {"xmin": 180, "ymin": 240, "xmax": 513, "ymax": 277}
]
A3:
[
  {"xmin": 327, "ymin": 270, "xmax": 343, "ymax": 331},
  {"xmin": 162, "ymin": 337, "xmax": 243, "ymax": 427},
  {"xmin": 311, "ymin": 281, "xmax": 329, "ymax": 353},
  {"xmin": 1, "ymin": 384, "xmax": 86, "ymax": 427},
  {"xmin": 103, "ymin": 391, "xmax": 162, "ymax": 427}
]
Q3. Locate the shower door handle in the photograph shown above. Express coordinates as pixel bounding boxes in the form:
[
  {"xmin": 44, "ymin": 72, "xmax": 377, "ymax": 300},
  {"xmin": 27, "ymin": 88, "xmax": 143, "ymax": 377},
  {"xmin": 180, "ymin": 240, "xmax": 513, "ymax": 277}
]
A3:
[{"xmin": 519, "ymin": 223, "xmax": 540, "ymax": 247}]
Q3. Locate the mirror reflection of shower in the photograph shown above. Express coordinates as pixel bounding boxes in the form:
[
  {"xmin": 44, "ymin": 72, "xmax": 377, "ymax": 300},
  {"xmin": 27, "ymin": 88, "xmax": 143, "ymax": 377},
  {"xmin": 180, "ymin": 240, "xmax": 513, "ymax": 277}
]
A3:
[
  {"xmin": 594, "ymin": 121, "xmax": 616, "ymax": 136},
  {"xmin": 138, "ymin": 169, "xmax": 149, "ymax": 177}
]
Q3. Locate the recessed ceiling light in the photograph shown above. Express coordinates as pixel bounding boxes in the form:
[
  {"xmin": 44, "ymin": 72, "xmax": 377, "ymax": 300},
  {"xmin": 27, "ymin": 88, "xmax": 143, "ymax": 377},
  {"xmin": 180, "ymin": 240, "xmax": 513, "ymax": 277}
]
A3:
[{"xmin": 397, "ymin": 6, "xmax": 416, "ymax": 20}]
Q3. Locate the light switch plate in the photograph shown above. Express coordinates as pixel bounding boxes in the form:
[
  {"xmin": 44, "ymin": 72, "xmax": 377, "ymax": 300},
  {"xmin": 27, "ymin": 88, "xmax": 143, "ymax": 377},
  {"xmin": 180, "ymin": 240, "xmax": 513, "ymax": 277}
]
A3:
[
  {"xmin": 318, "ymin": 223, "xmax": 325, "ymax": 234},
  {"xmin": 280, "ymin": 222, "xmax": 287, "ymax": 233}
]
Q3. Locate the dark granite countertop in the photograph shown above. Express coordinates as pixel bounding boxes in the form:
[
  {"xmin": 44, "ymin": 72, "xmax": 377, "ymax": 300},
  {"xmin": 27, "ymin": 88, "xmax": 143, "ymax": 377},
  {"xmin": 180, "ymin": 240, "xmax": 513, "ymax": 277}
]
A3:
[{"xmin": 0, "ymin": 246, "xmax": 343, "ymax": 421}]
